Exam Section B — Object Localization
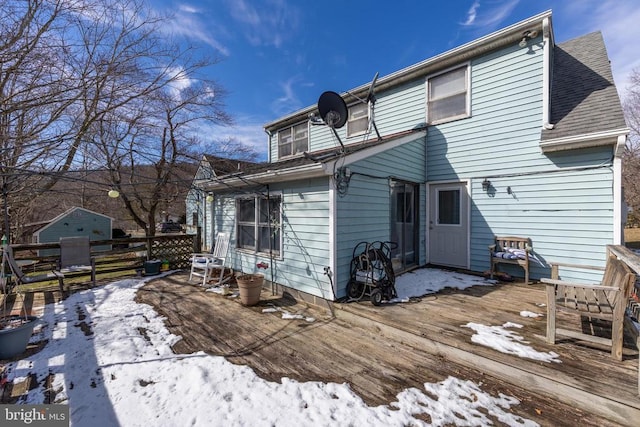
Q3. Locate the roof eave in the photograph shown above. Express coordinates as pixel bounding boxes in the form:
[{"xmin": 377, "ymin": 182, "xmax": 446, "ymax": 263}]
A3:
[
  {"xmin": 540, "ymin": 128, "xmax": 629, "ymax": 153},
  {"xmin": 204, "ymin": 163, "xmax": 326, "ymax": 191},
  {"xmin": 264, "ymin": 10, "xmax": 552, "ymax": 132}
]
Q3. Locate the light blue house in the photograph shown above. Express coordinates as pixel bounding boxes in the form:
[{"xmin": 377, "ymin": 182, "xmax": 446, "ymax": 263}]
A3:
[{"xmin": 192, "ymin": 10, "xmax": 628, "ymax": 303}]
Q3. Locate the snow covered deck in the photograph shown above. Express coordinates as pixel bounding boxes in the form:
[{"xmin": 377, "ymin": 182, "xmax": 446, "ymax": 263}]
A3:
[
  {"xmin": 2, "ymin": 268, "xmax": 638, "ymax": 425},
  {"xmin": 138, "ymin": 270, "xmax": 639, "ymax": 426}
]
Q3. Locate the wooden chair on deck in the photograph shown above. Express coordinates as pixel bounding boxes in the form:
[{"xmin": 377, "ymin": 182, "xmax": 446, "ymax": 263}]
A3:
[
  {"xmin": 58, "ymin": 236, "xmax": 96, "ymax": 289},
  {"xmin": 189, "ymin": 232, "xmax": 230, "ymax": 286},
  {"xmin": 541, "ymin": 255, "xmax": 636, "ymax": 360}
]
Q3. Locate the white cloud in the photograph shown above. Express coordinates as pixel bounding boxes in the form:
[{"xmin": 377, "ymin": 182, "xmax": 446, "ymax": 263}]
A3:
[
  {"xmin": 158, "ymin": 3, "xmax": 231, "ymax": 56},
  {"xmin": 177, "ymin": 4, "xmax": 199, "ymax": 14},
  {"xmin": 462, "ymin": 1, "xmax": 480, "ymax": 26},
  {"xmin": 166, "ymin": 66, "xmax": 192, "ymax": 100},
  {"xmin": 271, "ymin": 76, "xmax": 305, "ymax": 116},
  {"xmin": 200, "ymin": 120, "xmax": 269, "ymax": 160},
  {"xmin": 459, "ymin": 0, "xmax": 519, "ymax": 31},
  {"xmin": 225, "ymin": 0, "xmax": 300, "ymax": 48}
]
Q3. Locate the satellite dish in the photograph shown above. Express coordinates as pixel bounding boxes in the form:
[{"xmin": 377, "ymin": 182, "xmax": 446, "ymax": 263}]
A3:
[{"xmin": 318, "ymin": 91, "xmax": 348, "ymax": 129}]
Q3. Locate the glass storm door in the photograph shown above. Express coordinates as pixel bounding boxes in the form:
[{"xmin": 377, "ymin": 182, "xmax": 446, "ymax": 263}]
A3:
[{"xmin": 390, "ymin": 181, "xmax": 418, "ymax": 273}]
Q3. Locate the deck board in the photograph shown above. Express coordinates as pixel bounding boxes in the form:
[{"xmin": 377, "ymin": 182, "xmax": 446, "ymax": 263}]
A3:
[{"xmin": 3, "ymin": 273, "xmax": 638, "ymax": 426}]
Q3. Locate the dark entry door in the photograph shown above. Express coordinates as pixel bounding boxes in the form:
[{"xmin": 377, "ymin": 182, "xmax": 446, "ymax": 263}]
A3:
[{"xmin": 390, "ymin": 181, "xmax": 418, "ymax": 273}]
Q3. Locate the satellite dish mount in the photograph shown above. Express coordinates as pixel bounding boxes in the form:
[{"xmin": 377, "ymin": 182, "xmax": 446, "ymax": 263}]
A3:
[{"xmin": 317, "ymin": 91, "xmax": 348, "ymax": 150}]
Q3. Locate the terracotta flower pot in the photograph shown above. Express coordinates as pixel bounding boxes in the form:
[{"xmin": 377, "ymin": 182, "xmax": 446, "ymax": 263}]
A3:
[
  {"xmin": 236, "ymin": 274, "xmax": 264, "ymax": 306},
  {"xmin": 0, "ymin": 315, "xmax": 39, "ymax": 359}
]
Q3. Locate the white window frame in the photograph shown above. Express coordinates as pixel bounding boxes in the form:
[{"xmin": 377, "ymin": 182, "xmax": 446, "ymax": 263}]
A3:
[
  {"xmin": 235, "ymin": 193, "xmax": 283, "ymax": 258},
  {"xmin": 278, "ymin": 122, "xmax": 308, "ymax": 158},
  {"xmin": 426, "ymin": 63, "xmax": 470, "ymax": 125},
  {"xmin": 347, "ymin": 102, "xmax": 369, "ymax": 137}
]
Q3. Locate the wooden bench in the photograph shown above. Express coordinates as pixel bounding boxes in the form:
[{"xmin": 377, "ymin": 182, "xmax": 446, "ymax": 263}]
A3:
[
  {"xmin": 489, "ymin": 236, "xmax": 531, "ymax": 285},
  {"xmin": 541, "ymin": 250, "xmax": 636, "ymax": 361}
]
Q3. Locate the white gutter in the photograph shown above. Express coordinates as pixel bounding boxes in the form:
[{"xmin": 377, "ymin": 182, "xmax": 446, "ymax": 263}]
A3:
[
  {"xmin": 542, "ymin": 17, "xmax": 554, "ymax": 130},
  {"xmin": 540, "ymin": 128, "xmax": 630, "ymax": 152},
  {"xmin": 265, "ymin": 11, "xmax": 552, "ymax": 131}
]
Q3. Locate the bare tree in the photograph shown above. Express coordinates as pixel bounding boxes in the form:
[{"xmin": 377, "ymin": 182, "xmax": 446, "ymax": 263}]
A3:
[
  {"xmin": 91, "ymin": 65, "xmax": 232, "ymax": 235},
  {"xmin": 0, "ymin": 0, "xmax": 236, "ymax": 240},
  {"xmin": 623, "ymin": 68, "xmax": 640, "ymax": 227}
]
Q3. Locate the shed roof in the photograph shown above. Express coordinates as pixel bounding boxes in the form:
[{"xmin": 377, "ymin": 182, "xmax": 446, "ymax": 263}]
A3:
[{"xmin": 541, "ymin": 31, "xmax": 627, "ymax": 141}]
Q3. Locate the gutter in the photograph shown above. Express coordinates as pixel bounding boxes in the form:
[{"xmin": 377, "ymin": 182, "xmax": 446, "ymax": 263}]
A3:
[
  {"xmin": 540, "ymin": 128, "xmax": 630, "ymax": 153},
  {"xmin": 265, "ymin": 10, "xmax": 552, "ymax": 132}
]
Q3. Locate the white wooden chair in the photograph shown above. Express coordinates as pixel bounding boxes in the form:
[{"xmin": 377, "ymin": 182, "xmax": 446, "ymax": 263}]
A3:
[{"xmin": 189, "ymin": 232, "xmax": 231, "ymax": 286}]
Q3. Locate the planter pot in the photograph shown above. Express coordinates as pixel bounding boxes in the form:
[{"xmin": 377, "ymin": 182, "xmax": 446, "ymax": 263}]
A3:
[
  {"xmin": 0, "ymin": 315, "xmax": 39, "ymax": 359},
  {"xmin": 144, "ymin": 260, "xmax": 161, "ymax": 276},
  {"xmin": 236, "ymin": 274, "xmax": 264, "ymax": 306}
]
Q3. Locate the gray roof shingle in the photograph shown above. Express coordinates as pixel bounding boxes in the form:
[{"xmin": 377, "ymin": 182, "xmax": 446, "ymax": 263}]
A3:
[{"xmin": 541, "ymin": 31, "xmax": 627, "ymax": 141}]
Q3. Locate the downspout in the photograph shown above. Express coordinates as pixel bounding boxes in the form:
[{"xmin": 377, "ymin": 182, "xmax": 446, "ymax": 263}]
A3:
[
  {"xmin": 264, "ymin": 129, "xmax": 273, "ymax": 163},
  {"xmin": 542, "ymin": 17, "xmax": 554, "ymax": 130},
  {"xmin": 613, "ymin": 135, "xmax": 626, "ymax": 245}
]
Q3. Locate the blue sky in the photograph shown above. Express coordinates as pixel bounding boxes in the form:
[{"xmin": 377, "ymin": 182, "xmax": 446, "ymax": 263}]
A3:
[{"xmin": 153, "ymin": 0, "xmax": 640, "ymax": 159}]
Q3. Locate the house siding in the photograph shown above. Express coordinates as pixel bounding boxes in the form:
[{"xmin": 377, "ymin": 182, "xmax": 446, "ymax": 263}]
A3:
[
  {"xmin": 220, "ymin": 178, "xmax": 334, "ymax": 299},
  {"xmin": 218, "ymin": 18, "xmax": 625, "ymax": 300},
  {"xmin": 425, "ymin": 38, "xmax": 614, "ymax": 283},
  {"xmin": 270, "ymin": 80, "xmax": 426, "ymax": 162},
  {"xmin": 335, "ymin": 137, "xmax": 427, "ymax": 295}
]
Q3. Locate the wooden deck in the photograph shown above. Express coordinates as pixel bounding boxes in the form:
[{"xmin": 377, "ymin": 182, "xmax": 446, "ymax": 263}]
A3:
[
  {"xmin": 3, "ymin": 271, "xmax": 639, "ymax": 425},
  {"xmin": 135, "ymin": 272, "xmax": 638, "ymax": 426}
]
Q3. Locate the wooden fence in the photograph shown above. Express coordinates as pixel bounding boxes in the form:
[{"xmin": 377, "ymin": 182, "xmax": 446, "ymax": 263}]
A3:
[{"xmin": 7, "ymin": 234, "xmax": 196, "ymax": 286}]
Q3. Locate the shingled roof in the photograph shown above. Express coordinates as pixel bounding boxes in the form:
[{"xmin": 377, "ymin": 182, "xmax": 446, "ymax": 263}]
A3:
[
  {"xmin": 203, "ymin": 154, "xmax": 258, "ymax": 176},
  {"xmin": 541, "ymin": 31, "xmax": 627, "ymax": 141}
]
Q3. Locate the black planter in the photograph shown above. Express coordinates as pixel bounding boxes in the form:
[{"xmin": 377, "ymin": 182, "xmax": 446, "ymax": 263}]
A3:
[{"xmin": 0, "ymin": 315, "xmax": 39, "ymax": 359}]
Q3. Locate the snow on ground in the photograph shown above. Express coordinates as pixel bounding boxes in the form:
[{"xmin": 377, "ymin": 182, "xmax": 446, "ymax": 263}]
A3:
[{"xmin": 2, "ymin": 269, "xmax": 546, "ymax": 426}]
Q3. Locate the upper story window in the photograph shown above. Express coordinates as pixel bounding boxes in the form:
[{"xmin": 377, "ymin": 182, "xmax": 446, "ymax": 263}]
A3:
[
  {"xmin": 427, "ymin": 65, "xmax": 469, "ymax": 124},
  {"xmin": 278, "ymin": 122, "xmax": 308, "ymax": 158},
  {"xmin": 347, "ymin": 103, "xmax": 369, "ymax": 137}
]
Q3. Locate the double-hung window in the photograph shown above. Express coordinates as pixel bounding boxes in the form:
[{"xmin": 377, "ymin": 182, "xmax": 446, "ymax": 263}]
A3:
[
  {"xmin": 347, "ymin": 103, "xmax": 369, "ymax": 137},
  {"xmin": 427, "ymin": 65, "xmax": 469, "ymax": 124},
  {"xmin": 278, "ymin": 122, "xmax": 308, "ymax": 158},
  {"xmin": 236, "ymin": 195, "xmax": 282, "ymax": 256}
]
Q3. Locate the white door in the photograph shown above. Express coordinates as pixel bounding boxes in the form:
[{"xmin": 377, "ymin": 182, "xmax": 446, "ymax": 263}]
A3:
[{"xmin": 428, "ymin": 182, "xmax": 469, "ymax": 268}]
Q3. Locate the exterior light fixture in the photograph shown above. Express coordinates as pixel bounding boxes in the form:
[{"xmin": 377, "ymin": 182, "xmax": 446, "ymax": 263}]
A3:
[
  {"xmin": 518, "ymin": 29, "xmax": 538, "ymax": 48},
  {"xmin": 482, "ymin": 179, "xmax": 491, "ymax": 192},
  {"xmin": 108, "ymin": 189, "xmax": 120, "ymax": 198},
  {"xmin": 206, "ymin": 194, "xmax": 214, "ymax": 203}
]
